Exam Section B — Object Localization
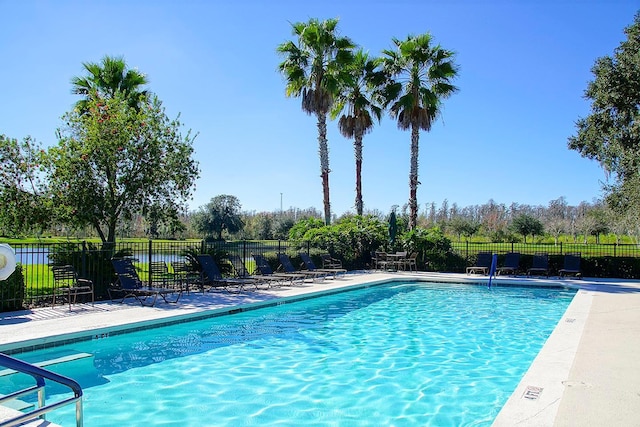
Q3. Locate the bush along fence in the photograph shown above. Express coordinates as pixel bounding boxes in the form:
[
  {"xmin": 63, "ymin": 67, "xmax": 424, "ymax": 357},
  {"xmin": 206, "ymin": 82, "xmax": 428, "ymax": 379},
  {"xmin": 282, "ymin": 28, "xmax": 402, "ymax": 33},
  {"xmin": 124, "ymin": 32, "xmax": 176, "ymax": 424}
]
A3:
[{"xmin": 2, "ymin": 239, "xmax": 640, "ymax": 312}]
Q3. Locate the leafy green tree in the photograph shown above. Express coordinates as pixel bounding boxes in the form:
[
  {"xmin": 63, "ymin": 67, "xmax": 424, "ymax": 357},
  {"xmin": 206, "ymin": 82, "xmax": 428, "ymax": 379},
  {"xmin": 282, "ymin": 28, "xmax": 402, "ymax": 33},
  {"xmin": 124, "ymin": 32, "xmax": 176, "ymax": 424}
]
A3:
[
  {"xmin": 447, "ymin": 216, "xmax": 480, "ymax": 242},
  {"xmin": 288, "ymin": 217, "xmax": 326, "ymax": 241},
  {"xmin": 192, "ymin": 195, "xmax": 244, "ymax": 240},
  {"xmin": 331, "ymin": 49, "xmax": 384, "ymax": 215},
  {"xmin": 568, "ymin": 13, "xmax": 640, "ymax": 215},
  {"xmin": 277, "ymin": 18, "xmax": 355, "ymax": 225},
  {"xmin": 71, "ymin": 55, "xmax": 149, "ymax": 112},
  {"xmin": 381, "ymin": 33, "xmax": 459, "ymax": 230},
  {"xmin": 0, "ymin": 135, "xmax": 50, "ymax": 235},
  {"xmin": 50, "ymin": 93, "xmax": 199, "ymax": 246},
  {"xmin": 510, "ymin": 214, "xmax": 544, "ymax": 243}
]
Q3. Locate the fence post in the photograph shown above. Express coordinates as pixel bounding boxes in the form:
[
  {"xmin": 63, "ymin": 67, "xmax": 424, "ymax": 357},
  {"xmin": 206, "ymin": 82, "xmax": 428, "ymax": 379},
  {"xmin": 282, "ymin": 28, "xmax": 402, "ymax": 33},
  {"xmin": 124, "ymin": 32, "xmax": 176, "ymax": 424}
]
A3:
[
  {"xmin": 148, "ymin": 239, "xmax": 153, "ymax": 287},
  {"xmin": 465, "ymin": 241, "xmax": 469, "ymax": 260},
  {"xmin": 560, "ymin": 242, "xmax": 563, "ymax": 255},
  {"xmin": 242, "ymin": 240, "xmax": 247, "ymax": 262},
  {"xmin": 81, "ymin": 241, "xmax": 87, "ymax": 278},
  {"xmin": 614, "ymin": 243, "xmax": 617, "ymax": 258}
]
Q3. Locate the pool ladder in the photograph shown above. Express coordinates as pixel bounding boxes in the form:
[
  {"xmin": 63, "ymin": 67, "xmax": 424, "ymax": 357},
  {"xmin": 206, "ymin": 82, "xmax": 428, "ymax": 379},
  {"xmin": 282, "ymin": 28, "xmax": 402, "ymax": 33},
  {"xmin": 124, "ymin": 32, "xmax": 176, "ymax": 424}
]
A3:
[{"xmin": 0, "ymin": 353, "xmax": 83, "ymax": 427}]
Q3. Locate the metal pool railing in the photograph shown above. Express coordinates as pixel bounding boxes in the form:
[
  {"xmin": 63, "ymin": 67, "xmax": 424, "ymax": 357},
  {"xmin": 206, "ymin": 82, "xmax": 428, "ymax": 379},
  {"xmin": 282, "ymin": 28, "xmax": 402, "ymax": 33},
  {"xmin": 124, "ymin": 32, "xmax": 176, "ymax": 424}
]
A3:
[{"xmin": 0, "ymin": 353, "xmax": 83, "ymax": 427}]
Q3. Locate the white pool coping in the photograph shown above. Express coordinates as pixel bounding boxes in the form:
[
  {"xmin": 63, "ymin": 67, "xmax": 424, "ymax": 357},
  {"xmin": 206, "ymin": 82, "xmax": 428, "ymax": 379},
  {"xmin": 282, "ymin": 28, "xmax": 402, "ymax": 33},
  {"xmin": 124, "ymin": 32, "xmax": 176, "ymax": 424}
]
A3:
[{"xmin": 1, "ymin": 271, "xmax": 638, "ymax": 426}]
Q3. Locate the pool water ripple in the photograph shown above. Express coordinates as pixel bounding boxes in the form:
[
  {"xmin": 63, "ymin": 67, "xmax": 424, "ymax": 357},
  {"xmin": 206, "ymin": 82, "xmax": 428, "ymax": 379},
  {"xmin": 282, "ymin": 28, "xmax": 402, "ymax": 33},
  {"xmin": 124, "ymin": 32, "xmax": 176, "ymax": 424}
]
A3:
[{"xmin": 5, "ymin": 282, "xmax": 575, "ymax": 426}]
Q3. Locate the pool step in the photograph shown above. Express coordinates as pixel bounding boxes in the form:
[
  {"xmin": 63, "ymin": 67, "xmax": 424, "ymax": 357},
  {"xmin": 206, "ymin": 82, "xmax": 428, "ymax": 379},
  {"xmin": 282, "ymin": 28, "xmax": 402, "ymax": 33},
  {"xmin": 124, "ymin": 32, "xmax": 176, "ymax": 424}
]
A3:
[
  {"xmin": 0, "ymin": 403, "xmax": 62, "ymax": 426},
  {"xmin": 0, "ymin": 351, "xmax": 93, "ymax": 378}
]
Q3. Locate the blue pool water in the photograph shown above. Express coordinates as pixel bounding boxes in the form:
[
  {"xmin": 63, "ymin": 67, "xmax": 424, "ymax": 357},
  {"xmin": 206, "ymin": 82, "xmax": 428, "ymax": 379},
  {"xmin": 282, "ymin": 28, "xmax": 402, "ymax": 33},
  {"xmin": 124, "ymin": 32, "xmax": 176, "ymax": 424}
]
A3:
[{"xmin": 5, "ymin": 281, "xmax": 575, "ymax": 426}]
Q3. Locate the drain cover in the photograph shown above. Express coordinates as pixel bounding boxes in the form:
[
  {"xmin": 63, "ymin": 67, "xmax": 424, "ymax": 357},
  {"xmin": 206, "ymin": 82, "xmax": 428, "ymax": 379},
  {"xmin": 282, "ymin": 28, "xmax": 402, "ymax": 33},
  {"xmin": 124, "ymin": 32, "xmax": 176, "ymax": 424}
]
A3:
[{"xmin": 523, "ymin": 386, "xmax": 543, "ymax": 400}]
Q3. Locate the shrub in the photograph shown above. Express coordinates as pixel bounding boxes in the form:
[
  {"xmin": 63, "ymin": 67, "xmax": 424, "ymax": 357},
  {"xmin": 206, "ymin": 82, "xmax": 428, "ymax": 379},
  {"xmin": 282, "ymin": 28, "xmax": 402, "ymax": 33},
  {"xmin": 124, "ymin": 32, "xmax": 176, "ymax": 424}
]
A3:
[
  {"xmin": 1, "ymin": 264, "xmax": 25, "ymax": 311},
  {"xmin": 401, "ymin": 227, "xmax": 466, "ymax": 272},
  {"xmin": 295, "ymin": 215, "xmax": 387, "ymax": 269}
]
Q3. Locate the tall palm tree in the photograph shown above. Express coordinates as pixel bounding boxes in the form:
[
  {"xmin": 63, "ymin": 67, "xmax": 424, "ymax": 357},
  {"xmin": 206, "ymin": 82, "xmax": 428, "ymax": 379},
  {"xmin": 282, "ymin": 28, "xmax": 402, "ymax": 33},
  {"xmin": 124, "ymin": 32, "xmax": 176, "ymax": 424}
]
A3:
[
  {"xmin": 71, "ymin": 55, "xmax": 149, "ymax": 112},
  {"xmin": 381, "ymin": 33, "xmax": 458, "ymax": 229},
  {"xmin": 331, "ymin": 49, "xmax": 383, "ymax": 216},
  {"xmin": 277, "ymin": 18, "xmax": 355, "ymax": 225}
]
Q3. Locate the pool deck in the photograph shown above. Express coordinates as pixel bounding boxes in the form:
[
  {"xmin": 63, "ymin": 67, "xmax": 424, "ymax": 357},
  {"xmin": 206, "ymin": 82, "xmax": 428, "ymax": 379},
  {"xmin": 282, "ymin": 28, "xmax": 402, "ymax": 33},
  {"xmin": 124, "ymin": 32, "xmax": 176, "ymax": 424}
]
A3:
[{"xmin": 1, "ymin": 271, "xmax": 639, "ymax": 426}]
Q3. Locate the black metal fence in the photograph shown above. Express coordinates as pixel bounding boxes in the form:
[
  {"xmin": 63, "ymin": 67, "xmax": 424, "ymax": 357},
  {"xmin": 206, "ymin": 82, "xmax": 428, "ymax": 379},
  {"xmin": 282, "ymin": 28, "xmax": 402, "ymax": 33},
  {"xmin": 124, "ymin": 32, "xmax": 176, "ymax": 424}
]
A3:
[
  {"xmin": 451, "ymin": 241, "xmax": 640, "ymax": 259},
  {"xmin": 2, "ymin": 239, "xmax": 312, "ymax": 310},
  {"xmin": 4, "ymin": 239, "xmax": 640, "ymax": 312}
]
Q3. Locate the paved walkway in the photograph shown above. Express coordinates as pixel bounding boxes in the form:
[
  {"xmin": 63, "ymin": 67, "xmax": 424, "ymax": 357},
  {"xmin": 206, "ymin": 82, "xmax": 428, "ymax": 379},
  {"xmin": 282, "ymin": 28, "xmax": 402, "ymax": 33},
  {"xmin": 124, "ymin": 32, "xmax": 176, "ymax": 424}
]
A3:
[{"xmin": 1, "ymin": 272, "xmax": 639, "ymax": 426}]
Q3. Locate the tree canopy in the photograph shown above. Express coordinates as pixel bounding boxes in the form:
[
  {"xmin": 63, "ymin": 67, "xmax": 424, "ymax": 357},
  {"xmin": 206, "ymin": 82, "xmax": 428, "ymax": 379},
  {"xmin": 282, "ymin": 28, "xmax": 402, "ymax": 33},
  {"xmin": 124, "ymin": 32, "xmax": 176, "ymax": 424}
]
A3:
[
  {"xmin": 510, "ymin": 214, "xmax": 544, "ymax": 243},
  {"xmin": 192, "ymin": 195, "xmax": 244, "ymax": 240},
  {"xmin": 568, "ymin": 12, "xmax": 640, "ymax": 217},
  {"xmin": 71, "ymin": 55, "xmax": 149, "ymax": 112},
  {"xmin": 0, "ymin": 135, "xmax": 50, "ymax": 235},
  {"xmin": 51, "ymin": 92, "xmax": 199, "ymax": 245}
]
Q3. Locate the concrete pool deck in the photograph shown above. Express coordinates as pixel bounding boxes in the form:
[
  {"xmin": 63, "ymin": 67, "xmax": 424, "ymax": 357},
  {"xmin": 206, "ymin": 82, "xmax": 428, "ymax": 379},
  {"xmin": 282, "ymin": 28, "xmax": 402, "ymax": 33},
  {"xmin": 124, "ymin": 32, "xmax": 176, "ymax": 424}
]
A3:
[{"xmin": 1, "ymin": 271, "xmax": 639, "ymax": 426}]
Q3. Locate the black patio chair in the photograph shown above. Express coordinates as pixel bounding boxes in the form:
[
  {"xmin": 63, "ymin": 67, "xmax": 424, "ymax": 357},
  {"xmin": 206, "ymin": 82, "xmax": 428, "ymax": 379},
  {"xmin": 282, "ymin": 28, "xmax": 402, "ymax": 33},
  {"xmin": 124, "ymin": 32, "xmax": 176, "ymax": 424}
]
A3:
[
  {"xmin": 496, "ymin": 252, "xmax": 520, "ymax": 276},
  {"xmin": 467, "ymin": 252, "xmax": 493, "ymax": 275},
  {"xmin": 559, "ymin": 253, "xmax": 582, "ymax": 278},
  {"xmin": 109, "ymin": 258, "xmax": 182, "ymax": 307},
  {"xmin": 527, "ymin": 253, "xmax": 550, "ymax": 277}
]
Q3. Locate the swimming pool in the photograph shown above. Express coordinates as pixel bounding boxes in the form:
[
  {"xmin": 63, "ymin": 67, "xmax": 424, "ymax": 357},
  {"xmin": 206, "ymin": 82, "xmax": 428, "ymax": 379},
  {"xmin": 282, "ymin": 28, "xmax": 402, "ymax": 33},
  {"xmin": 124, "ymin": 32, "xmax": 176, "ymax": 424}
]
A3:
[{"xmin": 3, "ymin": 281, "xmax": 576, "ymax": 426}]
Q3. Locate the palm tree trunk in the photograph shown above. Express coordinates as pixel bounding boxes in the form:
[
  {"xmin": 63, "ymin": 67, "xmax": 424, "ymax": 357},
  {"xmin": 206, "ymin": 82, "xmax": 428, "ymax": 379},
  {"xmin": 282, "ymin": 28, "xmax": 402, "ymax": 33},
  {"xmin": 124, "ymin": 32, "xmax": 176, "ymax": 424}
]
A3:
[
  {"xmin": 409, "ymin": 124, "xmax": 420, "ymax": 229},
  {"xmin": 354, "ymin": 131, "xmax": 364, "ymax": 216},
  {"xmin": 317, "ymin": 112, "xmax": 331, "ymax": 225}
]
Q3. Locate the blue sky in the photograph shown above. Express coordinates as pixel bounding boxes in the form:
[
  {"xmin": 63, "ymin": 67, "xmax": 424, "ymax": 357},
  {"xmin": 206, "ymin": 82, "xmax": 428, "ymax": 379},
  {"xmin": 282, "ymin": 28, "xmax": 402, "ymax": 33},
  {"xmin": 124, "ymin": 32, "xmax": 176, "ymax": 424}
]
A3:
[{"xmin": 2, "ymin": 0, "xmax": 638, "ymax": 216}]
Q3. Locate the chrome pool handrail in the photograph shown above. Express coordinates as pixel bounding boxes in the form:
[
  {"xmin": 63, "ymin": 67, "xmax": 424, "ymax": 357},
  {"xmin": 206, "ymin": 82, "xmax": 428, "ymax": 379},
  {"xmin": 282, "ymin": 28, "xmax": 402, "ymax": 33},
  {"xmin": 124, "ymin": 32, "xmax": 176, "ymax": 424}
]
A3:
[{"xmin": 0, "ymin": 353, "xmax": 83, "ymax": 427}]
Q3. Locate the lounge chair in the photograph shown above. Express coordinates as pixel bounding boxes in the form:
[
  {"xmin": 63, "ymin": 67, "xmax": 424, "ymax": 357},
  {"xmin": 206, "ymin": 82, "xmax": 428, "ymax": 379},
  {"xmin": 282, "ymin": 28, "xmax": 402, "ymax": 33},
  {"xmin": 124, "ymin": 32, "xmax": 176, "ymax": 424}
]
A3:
[
  {"xmin": 321, "ymin": 254, "xmax": 343, "ymax": 269},
  {"xmin": 278, "ymin": 253, "xmax": 328, "ymax": 281},
  {"xmin": 559, "ymin": 253, "xmax": 582, "ymax": 278},
  {"xmin": 171, "ymin": 261, "xmax": 201, "ymax": 294},
  {"xmin": 196, "ymin": 254, "xmax": 257, "ymax": 293},
  {"xmin": 252, "ymin": 253, "xmax": 307, "ymax": 285},
  {"xmin": 299, "ymin": 252, "xmax": 347, "ymax": 278},
  {"xmin": 527, "ymin": 253, "xmax": 550, "ymax": 277},
  {"xmin": 228, "ymin": 254, "xmax": 280, "ymax": 289},
  {"xmin": 467, "ymin": 252, "xmax": 492, "ymax": 275},
  {"xmin": 496, "ymin": 252, "xmax": 520, "ymax": 276},
  {"xmin": 52, "ymin": 265, "xmax": 94, "ymax": 310},
  {"xmin": 109, "ymin": 258, "xmax": 182, "ymax": 307}
]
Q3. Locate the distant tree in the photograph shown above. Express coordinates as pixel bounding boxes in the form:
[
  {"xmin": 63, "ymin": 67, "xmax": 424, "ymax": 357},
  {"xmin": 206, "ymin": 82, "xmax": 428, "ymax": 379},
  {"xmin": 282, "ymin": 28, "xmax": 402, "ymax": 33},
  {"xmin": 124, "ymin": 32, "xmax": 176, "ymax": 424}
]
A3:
[
  {"xmin": 71, "ymin": 55, "xmax": 149, "ymax": 112},
  {"xmin": 568, "ymin": 13, "xmax": 640, "ymax": 215},
  {"xmin": 272, "ymin": 216, "xmax": 295, "ymax": 240},
  {"xmin": 381, "ymin": 33, "xmax": 459, "ymax": 229},
  {"xmin": 510, "ymin": 214, "xmax": 544, "ymax": 243},
  {"xmin": 331, "ymin": 49, "xmax": 384, "ymax": 215},
  {"xmin": 545, "ymin": 197, "xmax": 569, "ymax": 245},
  {"xmin": 480, "ymin": 199, "xmax": 509, "ymax": 239},
  {"xmin": 277, "ymin": 18, "xmax": 355, "ymax": 225},
  {"xmin": 0, "ymin": 135, "xmax": 50, "ymax": 235},
  {"xmin": 587, "ymin": 203, "xmax": 611, "ymax": 243},
  {"xmin": 50, "ymin": 93, "xmax": 199, "ymax": 246},
  {"xmin": 427, "ymin": 202, "xmax": 437, "ymax": 226},
  {"xmin": 447, "ymin": 216, "xmax": 480, "ymax": 242},
  {"xmin": 192, "ymin": 195, "xmax": 244, "ymax": 240}
]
